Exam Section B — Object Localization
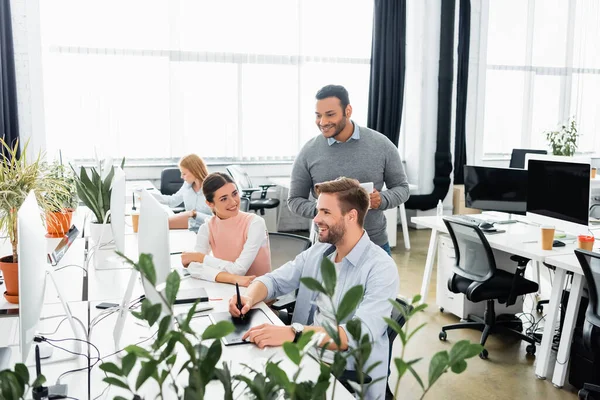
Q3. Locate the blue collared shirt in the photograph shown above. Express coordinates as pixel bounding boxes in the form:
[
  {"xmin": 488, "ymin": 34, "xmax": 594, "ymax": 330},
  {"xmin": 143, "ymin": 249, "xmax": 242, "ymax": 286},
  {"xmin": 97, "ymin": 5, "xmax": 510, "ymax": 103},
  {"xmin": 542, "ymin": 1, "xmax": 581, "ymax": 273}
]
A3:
[
  {"xmin": 256, "ymin": 231, "xmax": 399, "ymax": 400},
  {"xmin": 327, "ymin": 121, "xmax": 361, "ymax": 146},
  {"xmin": 153, "ymin": 182, "xmax": 212, "ymax": 232}
]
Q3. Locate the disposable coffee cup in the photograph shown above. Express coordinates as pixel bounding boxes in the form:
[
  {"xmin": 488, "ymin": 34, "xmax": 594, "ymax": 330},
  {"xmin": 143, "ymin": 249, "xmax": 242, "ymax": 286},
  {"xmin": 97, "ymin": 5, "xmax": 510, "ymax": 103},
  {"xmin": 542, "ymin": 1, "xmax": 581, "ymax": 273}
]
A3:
[
  {"xmin": 541, "ymin": 225, "xmax": 555, "ymax": 250},
  {"xmin": 360, "ymin": 182, "xmax": 374, "ymax": 193},
  {"xmin": 131, "ymin": 212, "xmax": 140, "ymax": 233},
  {"xmin": 592, "ymin": 168, "xmax": 597, "ymax": 179},
  {"xmin": 578, "ymin": 235, "xmax": 595, "ymax": 251}
]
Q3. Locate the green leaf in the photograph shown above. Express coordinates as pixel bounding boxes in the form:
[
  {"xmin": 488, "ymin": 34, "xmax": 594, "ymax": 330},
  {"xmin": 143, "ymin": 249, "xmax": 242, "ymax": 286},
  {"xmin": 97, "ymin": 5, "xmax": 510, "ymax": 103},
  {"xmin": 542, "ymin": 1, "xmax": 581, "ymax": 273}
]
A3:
[
  {"xmin": 31, "ymin": 374, "xmax": 46, "ymax": 389},
  {"xmin": 135, "ymin": 360, "xmax": 158, "ymax": 390},
  {"xmin": 200, "ymin": 340, "xmax": 223, "ymax": 382},
  {"xmin": 202, "ymin": 320, "xmax": 235, "ymax": 340},
  {"xmin": 449, "ymin": 340, "xmax": 483, "ymax": 363},
  {"xmin": 346, "ymin": 318, "xmax": 362, "ymax": 340},
  {"xmin": 406, "ymin": 363, "xmax": 424, "ymax": 390},
  {"xmin": 336, "ymin": 285, "xmax": 364, "ymax": 323},
  {"xmin": 0, "ymin": 372, "xmax": 24, "ymax": 399},
  {"xmin": 114, "ymin": 397, "xmax": 129, "ymax": 400},
  {"xmin": 331, "ymin": 352, "xmax": 346, "ymax": 377},
  {"xmin": 409, "ymin": 304, "xmax": 428, "ymax": 316},
  {"xmin": 384, "ymin": 317, "xmax": 404, "ymax": 337},
  {"xmin": 320, "ymin": 257, "xmax": 337, "ymax": 297},
  {"xmin": 450, "ymin": 359, "xmax": 467, "ymax": 374},
  {"xmin": 406, "ymin": 322, "xmax": 427, "ymax": 342},
  {"xmin": 300, "ymin": 277, "xmax": 328, "ymax": 295},
  {"xmin": 283, "ymin": 342, "xmax": 301, "ymax": 365},
  {"xmin": 145, "ymin": 303, "xmax": 162, "ymax": 327},
  {"xmin": 296, "ymin": 329, "xmax": 315, "ymax": 350},
  {"xmin": 165, "ymin": 270, "xmax": 181, "ymax": 306},
  {"xmin": 137, "ymin": 253, "xmax": 157, "ymax": 286},
  {"xmin": 411, "ymin": 294, "xmax": 422, "ymax": 304},
  {"xmin": 103, "ymin": 377, "xmax": 130, "ymax": 390},
  {"xmin": 323, "ymin": 323, "xmax": 341, "ymax": 348},
  {"xmin": 180, "ymin": 300, "xmax": 202, "ymax": 334},
  {"xmin": 265, "ymin": 362, "xmax": 291, "ymax": 389},
  {"xmin": 156, "ymin": 315, "xmax": 172, "ymax": 344},
  {"xmin": 428, "ymin": 351, "xmax": 450, "ymax": 387},
  {"xmin": 166, "ymin": 354, "xmax": 177, "ymax": 367},
  {"xmin": 124, "ymin": 345, "xmax": 152, "ymax": 359},
  {"xmin": 99, "ymin": 362, "xmax": 122, "ymax": 376},
  {"xmin": 13, "ymin": 363, "xmax": 29, "ymax": 386},
  {"xmin": 121, "ymin": 353, "xmax": 137, "ymax": 376}
]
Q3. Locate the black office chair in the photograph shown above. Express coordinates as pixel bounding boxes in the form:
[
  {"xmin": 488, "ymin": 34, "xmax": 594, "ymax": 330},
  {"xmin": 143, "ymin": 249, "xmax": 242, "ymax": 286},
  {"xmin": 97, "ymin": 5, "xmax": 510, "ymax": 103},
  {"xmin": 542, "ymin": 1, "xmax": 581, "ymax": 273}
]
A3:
[
  {"xmin": 575, "ymin": 249, "xmax": 600, "ymax": 400},
  {"xmin": 338, "ymin": 297, "xmax": 412, "ymax": 400},
  {"xmin": 438, "ymin": 217, "xmax": 539, "ymax": 359},
  {"xmin": 509, "ymin": 148, "xmax": 548, "ymax": 169},
  {"xmin": 160, "ymin": 167, "xmax": 184, "ymax": 196},
  {"xmin": 268, "ymin": 232, "xmax": 312, "ymax": 324},
  {"xmin": 226, "ymin": 165, "xmax": 280, "ymax": 216}
]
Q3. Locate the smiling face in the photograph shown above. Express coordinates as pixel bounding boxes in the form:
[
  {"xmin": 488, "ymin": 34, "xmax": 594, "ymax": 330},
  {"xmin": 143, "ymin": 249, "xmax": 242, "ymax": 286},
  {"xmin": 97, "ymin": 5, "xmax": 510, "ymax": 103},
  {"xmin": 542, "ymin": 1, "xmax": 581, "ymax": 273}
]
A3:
[
  {"xmin": 180, "ymin": 167, "xmax": 196, "ymax": 185},
  {"xmin": 207, "ymin": 182, "xmax": 240, "ymax": 219},
  {"xmin": 314, "ymin": 193, "xmax": 350, "ymax": 245},
  {"xmin": 315, "ymin": 97, "xmax": 352, "ymax": 139}
]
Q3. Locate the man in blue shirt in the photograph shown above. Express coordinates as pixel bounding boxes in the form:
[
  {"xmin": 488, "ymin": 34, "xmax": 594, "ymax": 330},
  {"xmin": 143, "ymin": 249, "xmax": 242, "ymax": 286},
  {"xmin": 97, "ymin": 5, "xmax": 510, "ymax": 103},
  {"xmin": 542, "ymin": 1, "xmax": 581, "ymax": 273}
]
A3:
[{"xmin": 229, "ymin": 177, "xmax": 399, "ymax": 400}]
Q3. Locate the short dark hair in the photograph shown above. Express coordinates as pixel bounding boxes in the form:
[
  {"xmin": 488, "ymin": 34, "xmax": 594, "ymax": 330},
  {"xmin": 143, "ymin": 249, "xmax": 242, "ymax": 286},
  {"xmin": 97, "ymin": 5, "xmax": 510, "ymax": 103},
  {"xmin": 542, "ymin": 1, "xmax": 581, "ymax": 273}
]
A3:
[
  {"xmin": 202, "ymin": 172, "xmax": 235, "ymax": 202},
  {"xmin": 315, "ymin": 85, "xmax": 351, "ymax": 110},
  {"xmin": 315, "ymin": 177, "xmax": 369, "ymax": 227}
]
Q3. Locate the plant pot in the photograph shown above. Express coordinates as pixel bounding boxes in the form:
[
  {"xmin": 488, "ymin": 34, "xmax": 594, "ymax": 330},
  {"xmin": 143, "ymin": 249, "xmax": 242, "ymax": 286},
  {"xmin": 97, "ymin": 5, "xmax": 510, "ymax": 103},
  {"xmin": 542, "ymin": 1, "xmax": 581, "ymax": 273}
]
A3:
[
  {"xmin": 89, "ymin": 222, "xmax": 113, "ymax": 248},
  {"xmin": 46, "ymin": 208, "xmax": 75, "ymax": 238},
  {"xmin": 0, "ymin": 255, "xmax": 19, "ymax": 304}
]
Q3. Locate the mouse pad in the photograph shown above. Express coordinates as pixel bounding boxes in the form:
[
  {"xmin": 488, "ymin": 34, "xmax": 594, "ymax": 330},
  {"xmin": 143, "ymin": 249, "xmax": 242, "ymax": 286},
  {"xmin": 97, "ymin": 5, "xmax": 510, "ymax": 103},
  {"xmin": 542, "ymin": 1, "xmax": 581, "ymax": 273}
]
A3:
[{"xmin": 209, "ymin": 309, "xmax": 273, "ymax": 345}]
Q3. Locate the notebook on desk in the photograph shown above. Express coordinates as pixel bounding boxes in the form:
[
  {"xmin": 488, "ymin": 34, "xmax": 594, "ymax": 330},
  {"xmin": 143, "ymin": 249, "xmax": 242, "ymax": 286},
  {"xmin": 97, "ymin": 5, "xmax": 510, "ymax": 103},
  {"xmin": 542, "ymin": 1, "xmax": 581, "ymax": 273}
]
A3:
[{"xmin": 209, "ymin": 309, "xmax": 274, "ymax": 346}]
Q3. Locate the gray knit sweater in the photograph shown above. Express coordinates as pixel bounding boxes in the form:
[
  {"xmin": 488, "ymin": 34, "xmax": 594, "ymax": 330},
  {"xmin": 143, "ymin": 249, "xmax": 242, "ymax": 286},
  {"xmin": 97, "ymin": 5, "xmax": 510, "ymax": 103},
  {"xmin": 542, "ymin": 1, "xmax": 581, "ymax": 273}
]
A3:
[{"xmin": 288, "ymin": 124, "xmax": 410, "ymax": 245}]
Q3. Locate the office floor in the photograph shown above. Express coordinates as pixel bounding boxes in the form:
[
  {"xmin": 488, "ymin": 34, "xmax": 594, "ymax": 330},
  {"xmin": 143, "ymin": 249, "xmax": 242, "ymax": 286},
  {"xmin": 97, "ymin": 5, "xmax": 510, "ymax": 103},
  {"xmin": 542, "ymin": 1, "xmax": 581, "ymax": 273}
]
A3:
[{"xmin": 388, "ymin": 228, "xmax": 579, "ymax": 400}]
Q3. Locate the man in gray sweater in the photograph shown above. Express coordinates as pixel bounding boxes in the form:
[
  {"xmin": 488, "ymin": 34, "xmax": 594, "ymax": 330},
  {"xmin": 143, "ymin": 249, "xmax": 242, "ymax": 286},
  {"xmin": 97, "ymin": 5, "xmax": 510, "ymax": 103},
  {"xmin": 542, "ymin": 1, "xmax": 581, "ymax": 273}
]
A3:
[{"xmin": 289, "ymin": 84, "xmax": 410, "ymax": 254}]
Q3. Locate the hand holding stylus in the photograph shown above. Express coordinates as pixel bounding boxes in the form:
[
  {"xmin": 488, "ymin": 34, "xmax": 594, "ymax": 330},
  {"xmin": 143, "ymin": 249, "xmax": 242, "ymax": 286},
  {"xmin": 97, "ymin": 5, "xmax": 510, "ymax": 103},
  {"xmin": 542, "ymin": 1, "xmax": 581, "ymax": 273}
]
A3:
[{"xmin": 230, "ymin": 283, "xmax": 252, "ymax": 318}]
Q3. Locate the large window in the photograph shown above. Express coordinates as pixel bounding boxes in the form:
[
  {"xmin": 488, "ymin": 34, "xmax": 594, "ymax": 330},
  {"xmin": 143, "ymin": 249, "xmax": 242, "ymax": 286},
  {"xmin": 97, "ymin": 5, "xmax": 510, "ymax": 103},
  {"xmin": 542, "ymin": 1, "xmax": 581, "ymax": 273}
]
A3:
[
  {"xmin": 39, "ymin": 0, "xmax": 373, "ymax": 161},
  {"xmin": 480, "ymin": 0, "xmax": 600, "ymax": 157}
]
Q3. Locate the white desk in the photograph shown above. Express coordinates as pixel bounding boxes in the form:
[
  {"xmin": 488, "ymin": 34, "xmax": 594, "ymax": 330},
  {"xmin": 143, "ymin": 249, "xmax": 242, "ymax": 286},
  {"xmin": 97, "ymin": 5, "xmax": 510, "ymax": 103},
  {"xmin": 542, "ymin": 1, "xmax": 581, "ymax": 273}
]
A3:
[{"xmin": 411, "ymin": 213, "xmax": 584, "ymax": 388}]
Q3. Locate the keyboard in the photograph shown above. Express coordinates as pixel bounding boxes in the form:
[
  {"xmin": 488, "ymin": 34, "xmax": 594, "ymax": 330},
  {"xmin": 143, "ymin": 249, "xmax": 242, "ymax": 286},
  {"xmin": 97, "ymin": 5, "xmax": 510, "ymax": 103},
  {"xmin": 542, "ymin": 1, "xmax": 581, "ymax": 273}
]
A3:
[{"xmin": 452, "ymin": 215, "xmax": 486, "ymax": 225}]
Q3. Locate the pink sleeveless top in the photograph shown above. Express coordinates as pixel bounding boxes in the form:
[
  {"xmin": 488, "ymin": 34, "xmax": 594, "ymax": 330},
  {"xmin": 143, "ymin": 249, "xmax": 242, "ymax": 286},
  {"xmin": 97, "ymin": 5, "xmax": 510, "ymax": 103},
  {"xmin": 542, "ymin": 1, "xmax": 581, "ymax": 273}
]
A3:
[{"xmin": 207, "ymin": 211, "xmax": 271, "ymax": 277}]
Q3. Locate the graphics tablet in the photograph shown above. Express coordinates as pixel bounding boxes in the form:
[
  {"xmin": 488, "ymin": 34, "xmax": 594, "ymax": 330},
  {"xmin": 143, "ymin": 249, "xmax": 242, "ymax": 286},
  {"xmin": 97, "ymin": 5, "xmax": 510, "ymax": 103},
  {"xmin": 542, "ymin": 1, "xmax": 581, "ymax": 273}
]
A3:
[{"xmin": 209, "ymin": 309, "xmax": 273, "ymax": 345}]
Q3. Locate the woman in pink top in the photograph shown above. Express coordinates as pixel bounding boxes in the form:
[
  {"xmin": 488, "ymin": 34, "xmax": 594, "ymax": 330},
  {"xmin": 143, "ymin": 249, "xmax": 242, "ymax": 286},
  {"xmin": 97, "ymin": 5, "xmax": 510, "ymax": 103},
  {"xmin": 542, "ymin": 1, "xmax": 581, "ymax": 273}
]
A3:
[{"xmin": 181, "ymin": 172, "xmax": 271, "ymax": 287}]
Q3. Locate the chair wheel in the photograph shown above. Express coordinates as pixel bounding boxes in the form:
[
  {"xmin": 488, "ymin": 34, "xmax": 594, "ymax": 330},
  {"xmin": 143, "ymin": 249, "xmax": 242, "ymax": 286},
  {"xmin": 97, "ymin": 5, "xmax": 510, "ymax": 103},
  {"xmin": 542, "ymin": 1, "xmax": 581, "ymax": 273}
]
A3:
[
  {"xmin": 439, "ymin": 331, "xmax": 447, "ymax": 341},
  {"xmin": 526, "ymin": 344, "xmax": 536, "ymax": 355},
  {"xmin": 439, "ymin": 307, "xmax": 444, "ymax": 313},
  {"xmin": 479, "ymin": 349, "xmax": 489, "ymax": 359},
  {"xmin": 579, "ymin": 388, "xmax": 590, "ymax": 400}
]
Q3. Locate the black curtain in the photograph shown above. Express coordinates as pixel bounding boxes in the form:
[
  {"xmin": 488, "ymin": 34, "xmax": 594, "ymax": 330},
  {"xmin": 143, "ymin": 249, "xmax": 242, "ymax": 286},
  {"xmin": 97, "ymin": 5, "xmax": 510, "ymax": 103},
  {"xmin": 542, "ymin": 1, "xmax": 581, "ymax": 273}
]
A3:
[
  {"xmin": 0, "ymin": 0, "xmax": 19, "ymax": 158},
  {"xmin": 367, "ymin": 0, "xmax": 406, "ymax": 147},
  {"xmin": 453, "ymin": 0, "xmax": 471, "ymax": 184}
]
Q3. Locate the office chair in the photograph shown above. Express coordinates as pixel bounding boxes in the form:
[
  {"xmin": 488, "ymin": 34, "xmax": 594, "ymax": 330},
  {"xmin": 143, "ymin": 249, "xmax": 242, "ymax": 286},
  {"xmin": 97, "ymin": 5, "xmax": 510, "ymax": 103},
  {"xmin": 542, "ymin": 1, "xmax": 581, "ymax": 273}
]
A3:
[
  {"xmin": 338, "ymin": 297, "xmax": 413, "ymax": 400},
  {"xmin": 575, "ymin": 249, "xmax": 600, "ymax": 400},
  {"xmin": 226, "ymin": 165, "xmax": 280, "ymax": 216},
  {"xmin": 160, "ymin": 167, "xmax": 184, "ymax": 196},
  {"xmin": 509, "ymin": 148, "xmax": 548, "ymax": 169},
  {"xmin": 239, "ymin": 197, "xmax": 250, "ymax": 212},
  {"xmin": 438, "ymin": 217, "xmax": 539, "ymax": 359},
  {"xmin": 268, "ymin": 232, "xmax": 312, "ymax": 324}
]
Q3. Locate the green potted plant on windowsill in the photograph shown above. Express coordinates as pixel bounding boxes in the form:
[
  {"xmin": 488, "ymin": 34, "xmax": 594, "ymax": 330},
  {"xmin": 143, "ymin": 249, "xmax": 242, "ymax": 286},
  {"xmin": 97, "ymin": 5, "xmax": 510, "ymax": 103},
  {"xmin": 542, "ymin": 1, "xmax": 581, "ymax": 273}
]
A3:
[
  {"xmin": 545, "ymin": 117, "xmax": 579, "ymax": 156},
  {"xmin": 0, "ymin": 138, "xmax": 69, "ymax": 304},
  {"xmin": 70, "ymin": 157, "xmax": 125, "ymax": 245},
  {"xmin": 43, "ymin": 160, "xmax": 79, "ymax": 238}
]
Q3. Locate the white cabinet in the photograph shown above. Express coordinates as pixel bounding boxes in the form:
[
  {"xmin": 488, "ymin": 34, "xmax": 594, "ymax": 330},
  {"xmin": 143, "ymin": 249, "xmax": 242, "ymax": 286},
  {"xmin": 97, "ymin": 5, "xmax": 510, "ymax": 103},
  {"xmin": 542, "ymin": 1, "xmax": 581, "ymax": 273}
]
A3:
[{"xmin": 436, "ymin": 234, "xmax": 524, "ymax": 320}]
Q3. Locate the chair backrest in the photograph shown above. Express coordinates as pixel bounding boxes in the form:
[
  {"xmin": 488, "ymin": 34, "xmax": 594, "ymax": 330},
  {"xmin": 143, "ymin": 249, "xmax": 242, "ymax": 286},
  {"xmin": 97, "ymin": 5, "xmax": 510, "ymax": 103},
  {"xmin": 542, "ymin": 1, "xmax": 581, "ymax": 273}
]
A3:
[
  {"xmin": 226, "ymin": 165, "xmax": 253, "ymax": 190},
  {"xmin": 268, "ymin": 232, "xmax": 311, "ymax": 270},
  {"xmin": 387, "ymin": 297, "xmax": 412, "ymax": 345},
  {"xmin": 239, "ymin": 196, "xmax": 250, "ymax": 212},
  {"xmin": 442, "ymin": 218, "xmax": 497, "ymax": 282},
  {"xmin": 575, "ymin": 249, "xmax": 600, "ymax": 330},
  {"xmin": 509, "ymin": 148, "xmax": 548, "ymax": 169},
  {"xmin": 160, "ymin": 167, "xmax": 184, "ymax": 195}
]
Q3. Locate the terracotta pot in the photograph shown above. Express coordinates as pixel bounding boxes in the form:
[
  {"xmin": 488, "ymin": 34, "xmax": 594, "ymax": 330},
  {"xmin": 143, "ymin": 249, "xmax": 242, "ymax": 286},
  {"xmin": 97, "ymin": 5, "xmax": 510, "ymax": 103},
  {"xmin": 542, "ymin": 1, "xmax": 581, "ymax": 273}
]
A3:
[
  {"xmin": 0, "ymin": 255, "xmax": 19, "ymax": 304},
  {"xmin": 46, "ymin": 208, "xmax": 75, "ymax": 237}
]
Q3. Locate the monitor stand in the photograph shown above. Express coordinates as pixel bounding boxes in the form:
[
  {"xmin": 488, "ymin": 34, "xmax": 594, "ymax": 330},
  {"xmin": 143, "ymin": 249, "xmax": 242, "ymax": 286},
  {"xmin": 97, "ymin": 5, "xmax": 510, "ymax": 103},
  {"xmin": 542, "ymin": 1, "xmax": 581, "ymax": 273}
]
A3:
[{"xmin": 493, "ymin": 213, "xmax": 519, "ymax": 225}]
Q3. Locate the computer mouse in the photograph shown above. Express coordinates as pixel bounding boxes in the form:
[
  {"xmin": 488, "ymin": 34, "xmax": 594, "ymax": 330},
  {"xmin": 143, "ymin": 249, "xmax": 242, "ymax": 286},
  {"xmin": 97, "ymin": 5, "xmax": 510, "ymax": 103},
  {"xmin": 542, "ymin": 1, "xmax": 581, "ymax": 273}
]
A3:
[
  {"xmin": 479, "ymin": 222, "xmax": 495, "ymax": 230},
  {"xmin": 552, "ymin": 240, "xmax": 566, "ymax": 247}
]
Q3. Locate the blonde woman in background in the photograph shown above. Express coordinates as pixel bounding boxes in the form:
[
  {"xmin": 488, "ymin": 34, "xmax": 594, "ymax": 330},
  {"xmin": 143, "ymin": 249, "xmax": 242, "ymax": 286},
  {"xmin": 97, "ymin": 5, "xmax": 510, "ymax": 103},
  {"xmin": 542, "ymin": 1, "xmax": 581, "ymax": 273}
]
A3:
[{"xmin": 153, "ymin": 154, "xmax": 212, "ymax": 232}]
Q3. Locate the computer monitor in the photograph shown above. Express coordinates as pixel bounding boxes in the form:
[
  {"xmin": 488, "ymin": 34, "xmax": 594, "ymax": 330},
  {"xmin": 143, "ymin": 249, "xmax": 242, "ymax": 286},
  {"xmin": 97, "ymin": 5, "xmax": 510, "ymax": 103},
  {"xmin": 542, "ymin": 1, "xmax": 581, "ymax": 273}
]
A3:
[
  {"xmin": 509, "ymin": 149, "xmax": 547, "ymax": 169},
  {"xmin": 524, "ymin": 153, "xmax": 592, "ymax": 170},
  {"xmin": 18, "ymin": 191, "xmax": 81, "ymax": 364},
  {"xmin": 463, "ymin": 165, "xmax": 528, "ymax": 215},
  {"xmin": 526, "ymin": 159, "xmax": 591, "ymax": 235}
]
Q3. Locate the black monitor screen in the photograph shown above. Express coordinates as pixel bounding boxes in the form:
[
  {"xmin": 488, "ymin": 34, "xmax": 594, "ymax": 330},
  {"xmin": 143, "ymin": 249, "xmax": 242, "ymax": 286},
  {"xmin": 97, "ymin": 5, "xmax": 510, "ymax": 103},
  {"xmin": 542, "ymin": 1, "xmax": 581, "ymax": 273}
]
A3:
[
  {"xmin": 509, "ymin": 149, "xmax": 547, "ymax": 169},
  {"xmin": 464, "ymin": 166, "xmax": 528, "ymax": 214},
  {"xmin": 526, "ymin": 160, "xmax": 590, "ymax": 225}
]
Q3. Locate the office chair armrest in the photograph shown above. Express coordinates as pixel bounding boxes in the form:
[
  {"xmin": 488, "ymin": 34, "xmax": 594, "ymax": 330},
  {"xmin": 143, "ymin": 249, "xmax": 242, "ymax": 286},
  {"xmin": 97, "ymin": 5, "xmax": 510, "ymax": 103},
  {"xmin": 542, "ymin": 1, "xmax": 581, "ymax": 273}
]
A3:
[
  {"xmin": 338, "ymin": 370, "xmax": 373, "ymax": 394},
  {"xmin": 258, "ymin": 184, "xmax": 277, "ymax": 199},
  {"xmin": 271, "ymin": 292, "xmax": 296, "ymax": 311},
  {"xmin": 241, "ymin": 188, "xmax": 261, "ymax": 198},
  {"xmin": 583, "ymin": 383, "xmax": 600, "ymax": 393}
]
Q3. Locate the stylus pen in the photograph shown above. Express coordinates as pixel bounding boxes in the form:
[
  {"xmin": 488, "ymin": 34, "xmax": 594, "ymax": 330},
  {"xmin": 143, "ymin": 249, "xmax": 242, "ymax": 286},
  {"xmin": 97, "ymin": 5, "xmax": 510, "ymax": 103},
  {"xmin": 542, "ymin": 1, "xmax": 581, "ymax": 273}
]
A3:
[
  {"xmin": 235, "ymin": 282, "xmax": 244, "ymax": 319},
  {"xmin": 170, "ymin": 251, "xmax": 182, "ymax": 255}
]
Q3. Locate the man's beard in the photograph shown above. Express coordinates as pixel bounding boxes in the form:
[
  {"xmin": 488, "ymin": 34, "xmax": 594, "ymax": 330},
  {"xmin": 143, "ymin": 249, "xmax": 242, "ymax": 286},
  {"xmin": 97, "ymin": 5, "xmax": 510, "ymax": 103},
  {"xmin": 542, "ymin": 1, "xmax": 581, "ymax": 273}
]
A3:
[{"xmin": 317, "ymin": 220, "xmax": 346, "ymax": 244}]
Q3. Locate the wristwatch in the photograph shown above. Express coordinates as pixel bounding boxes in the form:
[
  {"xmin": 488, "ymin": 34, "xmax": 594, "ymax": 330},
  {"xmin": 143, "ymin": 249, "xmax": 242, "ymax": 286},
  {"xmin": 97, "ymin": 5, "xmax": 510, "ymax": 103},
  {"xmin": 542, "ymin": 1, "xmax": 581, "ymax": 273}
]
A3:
[
  {"xmin": 191, "ymin": 209, "xmax": 197, "ymax": 218},
  {"xmin": 291, "ymin": 322, "xmax": 304, "ymax": 343}
]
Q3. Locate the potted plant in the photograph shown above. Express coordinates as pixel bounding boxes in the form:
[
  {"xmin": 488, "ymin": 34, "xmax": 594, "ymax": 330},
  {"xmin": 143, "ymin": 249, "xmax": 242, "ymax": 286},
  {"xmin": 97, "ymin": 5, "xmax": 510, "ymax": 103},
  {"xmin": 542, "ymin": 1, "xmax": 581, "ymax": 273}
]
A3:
[
  {"xmin": 545, "ymin": 117, "xmax": 578, "ymax": 156},
  {"xmin": 44, "ymin": 161, "xmax": 78, "ymax": 237},
  {"xmin": 0, "ymin": 138, "xmax": 69, "ymax": 303},
  {"xmin": 71, "ymin": 158, "xmax": 124, "ymax": 245}
]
